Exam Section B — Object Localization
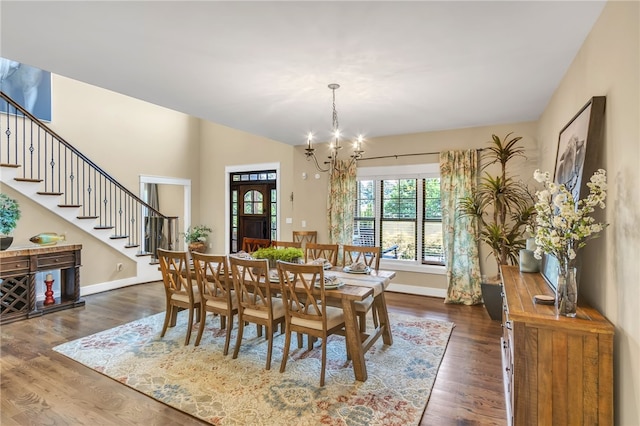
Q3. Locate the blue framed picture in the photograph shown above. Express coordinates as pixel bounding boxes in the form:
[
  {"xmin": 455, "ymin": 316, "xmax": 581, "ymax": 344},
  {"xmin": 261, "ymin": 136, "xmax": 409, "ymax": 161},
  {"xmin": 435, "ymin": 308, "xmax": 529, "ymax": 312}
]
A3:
[{"xmin": 0, "ymin": 57, "xmax": 52, "ymax": 122}]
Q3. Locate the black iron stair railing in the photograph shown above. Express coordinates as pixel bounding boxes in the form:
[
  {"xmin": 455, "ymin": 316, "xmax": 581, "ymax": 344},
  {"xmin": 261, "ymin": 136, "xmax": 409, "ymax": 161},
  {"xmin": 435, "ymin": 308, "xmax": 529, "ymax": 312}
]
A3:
[{"xmin": 0, "ymin": 91, "xmax": 178, "ymax": 259}]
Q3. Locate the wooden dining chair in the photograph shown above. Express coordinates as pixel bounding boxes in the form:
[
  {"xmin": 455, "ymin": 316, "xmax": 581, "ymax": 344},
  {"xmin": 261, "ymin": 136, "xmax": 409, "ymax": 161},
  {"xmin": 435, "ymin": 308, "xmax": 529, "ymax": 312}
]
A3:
[
  {"xmin": 342, "ymin": 245, "xmax": 382, "ymax": 271},
  {"xmin": 304, "ymin": 242, "xmax": 339, "ymax": 266},
  {"xmin": 342, "ymin": 245, "xmax": 381, "ymax": 332},
  {"xmin": 277, "ymin": 261, "xmax": 346, "ymax": 387},
  {"xmin": 229, "ymin": 256, "xmax": 285, "ymax": 370},
  {"xmin": 292, "ymin": 230, "xmax": 317, "ymax": 249},
  {"xmin": 271, "ymin": 240, "xmax": 302, "ymax": 249},
  {"xmin": 157, "ymin": 248, "xmax": 201, "ymax": 345},
  {"xmin": 191, "ymin": 252, "xmax": 237, "ymax": 355},
  {"xmin": 241, "ymin": 237, "xmax": 271, "ymax": 253}
]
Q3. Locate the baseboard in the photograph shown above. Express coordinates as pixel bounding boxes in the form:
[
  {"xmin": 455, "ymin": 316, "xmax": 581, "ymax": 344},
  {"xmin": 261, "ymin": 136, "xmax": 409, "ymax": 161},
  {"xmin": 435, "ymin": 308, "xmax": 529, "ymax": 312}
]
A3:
[
  {"xmin": 81, "ymin": 275, "xmax": 160, "ymax": 296},
  {"xmin": 387, "ymin": 282, "xmax": 446, "ymax": 298}
]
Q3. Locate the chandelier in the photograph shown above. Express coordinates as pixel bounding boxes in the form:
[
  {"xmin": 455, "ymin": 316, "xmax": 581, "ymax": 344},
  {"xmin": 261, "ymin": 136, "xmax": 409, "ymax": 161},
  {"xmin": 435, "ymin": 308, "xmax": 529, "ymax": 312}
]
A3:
[{"xmin": 304, "ymin": 83, "xmax": 364, "ymax": 173}]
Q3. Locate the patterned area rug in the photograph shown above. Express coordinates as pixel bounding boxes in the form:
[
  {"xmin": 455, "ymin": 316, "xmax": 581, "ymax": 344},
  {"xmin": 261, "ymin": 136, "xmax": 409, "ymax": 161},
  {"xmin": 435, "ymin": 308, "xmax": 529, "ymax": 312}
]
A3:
[{"xmin": 53, "ymin": 311, "xmax": 454, "ymax": 426}]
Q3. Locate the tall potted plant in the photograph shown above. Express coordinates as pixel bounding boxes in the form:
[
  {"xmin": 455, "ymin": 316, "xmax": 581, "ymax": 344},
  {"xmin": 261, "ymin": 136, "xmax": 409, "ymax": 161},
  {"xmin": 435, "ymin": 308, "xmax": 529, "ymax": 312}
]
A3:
[
  {"xmin": 460, "ymin": 133, "xmax": 535, "ymax": 319},
  {"xmin": 0, "ymin": 193, "xmax": 21, "ymax": 250}
]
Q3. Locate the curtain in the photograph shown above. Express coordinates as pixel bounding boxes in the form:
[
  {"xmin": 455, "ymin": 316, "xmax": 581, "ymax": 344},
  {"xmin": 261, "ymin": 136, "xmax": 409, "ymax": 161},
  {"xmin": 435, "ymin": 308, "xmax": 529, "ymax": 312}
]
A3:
[
  {"xmin": 440, "ymin": 150, "xmax": 482, "ymax": 305},
  {"xmin": 144, "ymin": 183, "xmax": 162, "ymax": 254},
  {"xmin": 327, "ymin": 160, "xmax": 357, "ymax": 253}
]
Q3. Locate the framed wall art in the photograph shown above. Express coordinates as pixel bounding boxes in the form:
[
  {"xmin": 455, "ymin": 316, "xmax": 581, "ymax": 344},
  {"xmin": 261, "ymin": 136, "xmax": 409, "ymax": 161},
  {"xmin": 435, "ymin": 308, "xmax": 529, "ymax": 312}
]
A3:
[
  {"xmin": 0, "ymin": 57, "xmax": 52, "ymax": 122},
  {"xmin": 540, "ymin": 96, "xmax": 606, "ymax": 290}
]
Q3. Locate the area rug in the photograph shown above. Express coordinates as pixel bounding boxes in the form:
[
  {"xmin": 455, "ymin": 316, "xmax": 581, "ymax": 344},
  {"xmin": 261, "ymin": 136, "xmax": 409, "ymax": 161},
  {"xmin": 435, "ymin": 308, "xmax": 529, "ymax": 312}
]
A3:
[{"xmin": 53, "ymin": 310, "xmax": 454, "ymax": 426}]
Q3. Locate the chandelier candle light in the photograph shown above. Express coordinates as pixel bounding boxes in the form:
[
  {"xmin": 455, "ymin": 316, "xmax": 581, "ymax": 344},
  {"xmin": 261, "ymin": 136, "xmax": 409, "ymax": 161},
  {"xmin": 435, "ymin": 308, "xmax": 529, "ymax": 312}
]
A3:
[
  {"xmin": 531, "ymin": 168, "xmax": 608, "ymax": 317},
  {"xmin": 305, "ymin": 83, "xmax": 364, "ymax": 173}
]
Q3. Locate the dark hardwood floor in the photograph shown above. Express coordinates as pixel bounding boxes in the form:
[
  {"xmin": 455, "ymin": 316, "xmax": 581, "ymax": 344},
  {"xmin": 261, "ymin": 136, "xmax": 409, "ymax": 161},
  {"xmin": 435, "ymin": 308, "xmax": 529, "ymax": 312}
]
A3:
[{"xmin": 0, "ymin": 282, "xmax": 506, "ymax": 425}]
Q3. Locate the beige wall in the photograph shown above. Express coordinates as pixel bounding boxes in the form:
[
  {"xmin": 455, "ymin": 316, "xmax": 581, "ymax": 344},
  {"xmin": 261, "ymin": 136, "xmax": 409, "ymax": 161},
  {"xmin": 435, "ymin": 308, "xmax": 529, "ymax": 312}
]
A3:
[
  {"xmin": 536, "ymin": 2, "xmax": 639, "ymax": 424},
  {"xmin": 198, "ymin": 120, "xmax": 295, "ymax": 255},
  {"xmin": 6, "ymin": 75, "xmax": 201, "ymax": 286},
  {"xmin": 293, "ymin": 121, "xmax": 539, "ymax": 292}
]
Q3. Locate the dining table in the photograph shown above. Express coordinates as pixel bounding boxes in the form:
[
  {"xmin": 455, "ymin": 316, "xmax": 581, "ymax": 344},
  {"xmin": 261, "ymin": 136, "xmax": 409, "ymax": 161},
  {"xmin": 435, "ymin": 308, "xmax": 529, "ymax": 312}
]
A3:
[
  {"xmin": 171, "ymin": 258, "xmax": 395, "ymax": 382},
  {"xmin": 321, "ymin": 266, "xmax": 395, "ymax": 382}
]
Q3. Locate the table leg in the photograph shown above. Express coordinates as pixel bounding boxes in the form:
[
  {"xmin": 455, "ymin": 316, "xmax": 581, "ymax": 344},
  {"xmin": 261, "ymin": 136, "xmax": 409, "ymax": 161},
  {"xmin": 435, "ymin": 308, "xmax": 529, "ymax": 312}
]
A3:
[
  {"xmin": 342, "ymin": 299, "xmax": 367, "ymax": 382},
  {"xmin": 374, "ymin": 293, "xmax": 393, "ymax": 345}
]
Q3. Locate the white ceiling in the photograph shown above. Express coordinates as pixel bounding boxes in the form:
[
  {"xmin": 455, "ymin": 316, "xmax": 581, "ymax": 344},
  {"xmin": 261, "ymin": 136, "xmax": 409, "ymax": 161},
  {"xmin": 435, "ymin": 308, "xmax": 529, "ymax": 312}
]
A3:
[{"xmin": 1, "ymin": 1, "xmax": 606, "ymax": 146}]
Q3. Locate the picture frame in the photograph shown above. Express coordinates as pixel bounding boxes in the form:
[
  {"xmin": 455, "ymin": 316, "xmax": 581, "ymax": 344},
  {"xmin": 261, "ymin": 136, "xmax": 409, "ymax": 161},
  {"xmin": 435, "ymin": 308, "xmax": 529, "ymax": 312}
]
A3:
[
  {"xmin": 540, "ymin": 96, "xmax": 606, "ymax": 290},
  {"xmin": 0, "ymin": 57, "xmax": 52, "ymax": 122}
]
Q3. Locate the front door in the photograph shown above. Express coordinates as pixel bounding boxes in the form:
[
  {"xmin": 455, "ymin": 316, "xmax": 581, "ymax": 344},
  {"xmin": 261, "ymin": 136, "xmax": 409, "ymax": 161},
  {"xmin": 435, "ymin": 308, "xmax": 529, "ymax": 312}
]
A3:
[
  {"xmin": 230, "ymin": 170, "xmax": 277, "ymax": 252},
  {"xmin": 240, "ymin": 184, "xmax": 269, "ymax": 239}
]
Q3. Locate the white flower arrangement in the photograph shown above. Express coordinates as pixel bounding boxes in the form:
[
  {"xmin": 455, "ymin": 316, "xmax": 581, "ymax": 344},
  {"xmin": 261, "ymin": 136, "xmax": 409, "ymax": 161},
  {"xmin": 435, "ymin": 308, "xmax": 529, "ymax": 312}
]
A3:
[{"xmin": 531, "ymin": 169, "xmax": 608, "ymax": 270}]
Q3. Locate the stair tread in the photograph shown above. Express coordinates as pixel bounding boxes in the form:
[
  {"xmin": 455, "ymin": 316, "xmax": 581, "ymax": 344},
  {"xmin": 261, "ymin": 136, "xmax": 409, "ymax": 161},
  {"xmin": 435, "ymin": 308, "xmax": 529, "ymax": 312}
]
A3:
[
  {"xmin": 58, "ymin": 204, "xmax": 82, "ymax": 208},
  {"xmin": 14, "ymin": 177, "xmax": 42, "ymax": 183},
  {"xmin": 124, "ymin": 244, "xmax": 139, "ymax": 248},
  {"xmin": 77, "ymin": 216, "xmax": 99, "ymax": 219},
  {"xmin": 37, "ymin": 191, "xmax": 63, "ymax": 196},
  {"xmin": 110, "ymin": 235, "xmax": 129, "ymax": 240},
  {"xmin": 94, "ymin": 226, "xmax": 114, "ymax": 230},
  {"xmin": 0, "ymin": 163, "xmax": 20, "ymax": 168}
]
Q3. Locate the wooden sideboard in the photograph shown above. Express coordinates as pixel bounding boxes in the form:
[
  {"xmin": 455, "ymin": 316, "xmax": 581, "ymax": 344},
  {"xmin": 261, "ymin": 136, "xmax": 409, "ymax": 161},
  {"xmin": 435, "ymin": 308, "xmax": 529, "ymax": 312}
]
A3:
[
  {"xmin": 500, "ymin": 265, "xmax": 614, "ymax": 426},
  {"xmin": 0, "ymin": 244, "xmax": 84, "ymax": 324}
]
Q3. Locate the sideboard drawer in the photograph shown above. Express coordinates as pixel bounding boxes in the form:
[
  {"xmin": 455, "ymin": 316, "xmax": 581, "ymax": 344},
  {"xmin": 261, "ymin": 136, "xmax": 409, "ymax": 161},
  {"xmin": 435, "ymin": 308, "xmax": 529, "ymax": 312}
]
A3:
[
  {"xmin": 0, "ymin": 256, "xmax": 30, "ymax": 275},
  {"xmin": 36, "ymin": 253, "xmax": 75, "ymax": 269}
]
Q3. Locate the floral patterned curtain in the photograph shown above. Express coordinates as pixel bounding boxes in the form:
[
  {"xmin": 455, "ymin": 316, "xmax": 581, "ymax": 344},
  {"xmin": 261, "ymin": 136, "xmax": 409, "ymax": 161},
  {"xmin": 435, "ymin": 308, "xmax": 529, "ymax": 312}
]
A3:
[
  {"xmin": 327, "ymin": 160, "xmax": 356, "ymax": 249},
  {"xmin": 440, "ymin": 150, "xmax": 482, "ymax": 305}
]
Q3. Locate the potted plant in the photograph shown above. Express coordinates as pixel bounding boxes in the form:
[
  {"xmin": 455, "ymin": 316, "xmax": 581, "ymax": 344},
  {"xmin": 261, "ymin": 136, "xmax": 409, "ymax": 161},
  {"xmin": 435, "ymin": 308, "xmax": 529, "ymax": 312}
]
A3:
[
  {"xmin": 252, "ymin": 246, "xmax": 304, "ymax": 269},
  {"xmin": 183, "ymin": 224, "xmax": 212, "ymax": 253},
  {"xmin": 0, "ymin": 193, "xmax": 21, "ymax": 250},
  {"xmin": 460, "ymin": 133, "xmax": 536, "ymax": 319}
]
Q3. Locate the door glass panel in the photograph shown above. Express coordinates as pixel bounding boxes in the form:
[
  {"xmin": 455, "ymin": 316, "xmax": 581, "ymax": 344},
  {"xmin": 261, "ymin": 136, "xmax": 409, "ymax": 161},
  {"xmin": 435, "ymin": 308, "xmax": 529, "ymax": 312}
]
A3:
[{"xmin": 243, "ymin": 190, "xmax": 263, "ymax": 214}]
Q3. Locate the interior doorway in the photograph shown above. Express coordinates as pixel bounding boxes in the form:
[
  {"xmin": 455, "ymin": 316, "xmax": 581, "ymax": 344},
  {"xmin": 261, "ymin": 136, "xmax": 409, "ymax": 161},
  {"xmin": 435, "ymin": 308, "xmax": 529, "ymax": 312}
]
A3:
[{"xmin": 139, "ymin": 175, "xmax": 191, "ymax": 252}]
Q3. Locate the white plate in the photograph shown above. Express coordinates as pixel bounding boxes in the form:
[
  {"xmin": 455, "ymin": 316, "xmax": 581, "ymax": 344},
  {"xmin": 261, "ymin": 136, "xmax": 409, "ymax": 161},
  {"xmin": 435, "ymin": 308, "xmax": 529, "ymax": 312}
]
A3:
[
  {"xmin": 315, "ymin": 281, "xmax": 344, "ymax": 289},
  {"xmin": 343, "ymin": 266, "xmax": 371, "ymax": 274},
  {"xmin": 269, "ymin": 273, "xmax": 293, "ymax": 283}
]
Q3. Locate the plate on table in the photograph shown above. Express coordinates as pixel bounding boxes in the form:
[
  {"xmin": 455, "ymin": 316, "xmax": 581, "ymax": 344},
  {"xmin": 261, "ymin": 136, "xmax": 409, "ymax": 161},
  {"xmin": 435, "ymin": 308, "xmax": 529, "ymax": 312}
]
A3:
[
  {"xmin": 314, "ymin": 280, "xmax": 344, "ymax": 290},
  {"xmin": 269, "ymin": 272, "xmax": 293, "ymax": 283},
  {"xmin": 315, "ymin": 274, "xmax": 343, "ymax": 289},
  {"xmin": 307, "ymin": 260, "xmax": 332, "ymax": 270},
  {"xmin": 342, "ymin": 265, "xmax": 371, "ymax": 274}
]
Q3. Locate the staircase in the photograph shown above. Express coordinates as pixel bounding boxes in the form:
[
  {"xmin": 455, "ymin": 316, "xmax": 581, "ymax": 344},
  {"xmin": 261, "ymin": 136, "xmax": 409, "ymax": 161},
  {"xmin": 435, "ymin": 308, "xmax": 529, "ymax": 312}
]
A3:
[{"xmin": 0, "ymin": 91, "xmax": 178, "ymax": 284}]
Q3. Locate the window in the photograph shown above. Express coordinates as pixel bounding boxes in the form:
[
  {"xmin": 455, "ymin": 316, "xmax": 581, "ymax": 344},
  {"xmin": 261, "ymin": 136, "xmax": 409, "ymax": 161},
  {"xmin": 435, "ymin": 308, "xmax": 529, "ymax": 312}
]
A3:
[
  {"xmin": 354, "ymin": 180, "xmax": 375, "ymax": 245},
  {"xmin": 355, "ymin": 164, "xmax": 444, "ymax": 267},
  {"xmin": 243, "ymin": 190, "xmax": 263, "ymax": 214},
  {"xmin": 270, "ymin": 188, "xmax": 277, "ymax": 240},
  {"xmin": 423, "ymin": 177, "xmax": 444, "ymax": 264}
]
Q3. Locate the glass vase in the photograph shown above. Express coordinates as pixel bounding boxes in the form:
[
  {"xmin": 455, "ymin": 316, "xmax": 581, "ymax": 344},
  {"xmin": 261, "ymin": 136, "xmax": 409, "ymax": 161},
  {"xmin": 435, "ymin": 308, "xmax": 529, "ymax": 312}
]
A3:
[{"xmin": 556, "ymin": 265, "xmax": 578, "ymax": 317}]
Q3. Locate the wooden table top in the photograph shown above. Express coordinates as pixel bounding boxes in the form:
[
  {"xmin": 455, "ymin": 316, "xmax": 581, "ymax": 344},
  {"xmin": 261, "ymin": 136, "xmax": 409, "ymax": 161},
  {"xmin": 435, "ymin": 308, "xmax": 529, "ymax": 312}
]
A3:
[{"xmin": 0, "ymin": 243, "xmax": 83, "ymax": 257}]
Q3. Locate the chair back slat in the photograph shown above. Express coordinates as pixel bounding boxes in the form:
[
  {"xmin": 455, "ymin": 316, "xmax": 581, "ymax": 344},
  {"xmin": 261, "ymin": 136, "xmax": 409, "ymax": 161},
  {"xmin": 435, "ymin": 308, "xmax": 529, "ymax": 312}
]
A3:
[
  {"xmin": 305, "ymin": 243, "xmax": 339, "ymax": 265},
  {"xmin": 271, "ymin": 240, "xmax": 302, "ymax": 249},
  {"xmin": 342, "ymin": 245, "xmax": 381, "ymax": 271},
  {"xmin": 229, "ymin": 256, "xmax": 273, "ymax": 316},
  {"xmin": 277, "ymin": 261, "xmax": 325, "ymax": 325},
  {"xmin": 191, "ymin": 252, "xmax": 231, "ymax": 305},
  {"xmin": 158, "ymin": 248, "xmax": 195, "ymax": 301},
  {"xmin": 292, "ymin": 230, "xmax": 317, "ymax": 250},
  {"xmin": 242, "ymin": 237, "xmax": 271, "ymax": 253}
]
